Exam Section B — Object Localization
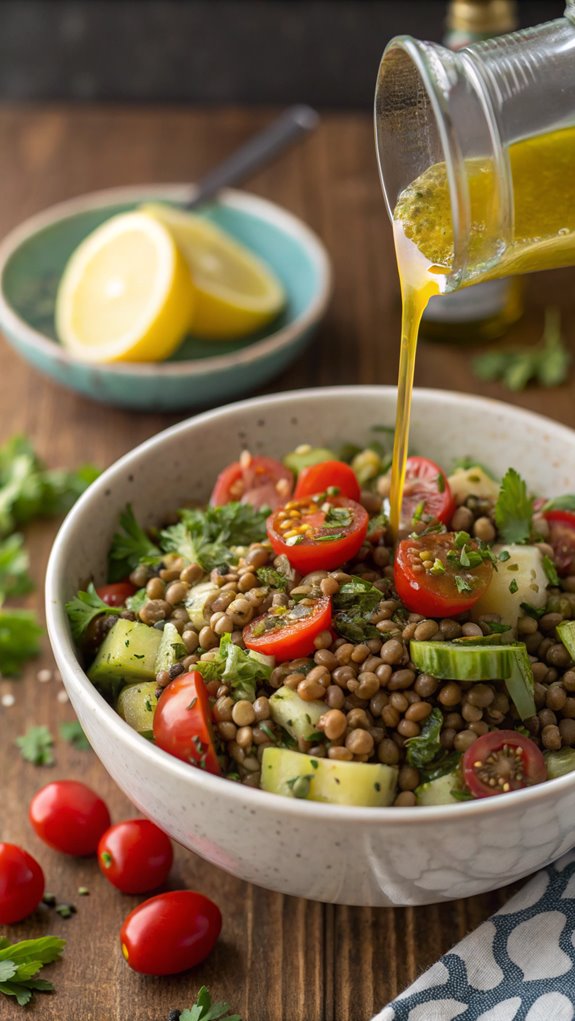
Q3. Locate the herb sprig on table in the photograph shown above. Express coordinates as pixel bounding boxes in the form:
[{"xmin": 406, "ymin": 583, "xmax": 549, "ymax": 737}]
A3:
[
  {"xmin": 473, "ymin": 306, "xmax": 571, "ymax": 391},
  {"xmin": 170, "ymin": 986, "xmax": 242, "ymax": 1021},
  {"xmin": 0, "ymin": 936, "xmax": 66, "ymax": 1007}
]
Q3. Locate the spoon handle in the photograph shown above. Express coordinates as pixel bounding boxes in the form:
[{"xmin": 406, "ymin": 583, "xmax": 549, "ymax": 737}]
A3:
[{"xmin": 184, "ymin": 105, "xmax": 319, "ymax": 210}]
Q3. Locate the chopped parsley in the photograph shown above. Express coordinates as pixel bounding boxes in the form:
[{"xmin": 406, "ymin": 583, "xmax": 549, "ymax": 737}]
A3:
[
  {"xmin": 195, "ymin": 633, "xmax": 271, "ymax": 702},
  {"xmin": 509, "ymin": 579, "xmax": 519, "ymax": 594},
  {"xmin": 455, "ymin": 575, "xmax": 473, "ymax": 594},
  {"xmin": 542, "ymin": 555, "xmax": 560, "ymax": 587},
  {"xmin": 256, "ymin": 566, "xmax": 289, "ymax": 591}
]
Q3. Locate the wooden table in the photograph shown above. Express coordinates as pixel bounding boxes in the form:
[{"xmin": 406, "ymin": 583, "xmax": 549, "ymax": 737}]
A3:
[{"xmin": 0, "ymin": 105, "xmax": 574, "ymax": 1021}]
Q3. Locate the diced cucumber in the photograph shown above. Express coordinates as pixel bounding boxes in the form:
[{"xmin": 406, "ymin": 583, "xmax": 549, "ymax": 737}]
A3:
[
  {"xmin": 472, "ymin": 544, "xmax": 548, "ymax": 627},
  {"xmin": 416, "ymin": 771, "xmax": 462, "ymax": 806},
  {"xmin": 283, "ymin": 446, "xmax": 337, "ymax": 476},
  {"xmin": 154, "ymin": 622, "xmax": 185, "ymax": 674},
  {"xmin": 88, "ymin": 619, "xmax": 161, "ymax": 699},
  {"xmin": 117, "ymin": 681, "xmax": 158, "ymax": 736},
  {"xmin": 185, "ymin": 581, "xmax": 218, "ymax": 629},
  {"xmin": 409, "ymin": 639, "xmax": 536, "ymax": 720},
  {"xmin": 545, "ymin": 748, "xmax": 575, "ymax": 780},
  {"xmin": 270, "ymin": 686, "xmax": 325, "ymax": 741},
  {"xmin": 261, "ymin": 747, "xmax": 398, "ymax": 806},
  {"xmin": 447, "ymin": 466, "xmax": 500, "ymax": 505},
  {"xmin": 557, "ymin": 621, "xmax": 575, "ymax": 661}
]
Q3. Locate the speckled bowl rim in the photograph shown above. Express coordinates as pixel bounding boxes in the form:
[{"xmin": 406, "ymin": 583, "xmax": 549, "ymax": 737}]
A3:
[
  {"xmin": 0, "ymin": 184, "xmax": 332, "ymax": 377},
  {"xmin": 46, "ymin": 385, "xmax": 575, "ymax": 827}
]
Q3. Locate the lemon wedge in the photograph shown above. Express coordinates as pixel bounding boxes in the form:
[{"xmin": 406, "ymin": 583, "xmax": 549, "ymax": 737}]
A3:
[
  {"xmin": 143, "ymin": 203, "xmax": 285, "ymax": 340},
  {"xmin": 55, "ymin": 211, "xmax": 194, "ymax": 363}
]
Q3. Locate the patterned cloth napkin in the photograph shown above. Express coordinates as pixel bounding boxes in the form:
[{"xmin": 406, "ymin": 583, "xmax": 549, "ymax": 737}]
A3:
[{"xmin": 373, "ymin": 851, "xmax": 575, "ymax": 1021}]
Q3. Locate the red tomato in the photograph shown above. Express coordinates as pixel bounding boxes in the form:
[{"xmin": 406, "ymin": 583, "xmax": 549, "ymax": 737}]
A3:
[
  {"xmin": 463, "ymin": 730, "xmax": 547, "ymax": 799},
  {"xmin": 0, "ymin": 843, "xmax": 45, "ymax": 924},
  {"xmin": 294, "ymin": 460, "xmax": 361, "ymax": 502},
  {"xmin": 394, "ymin": 531, "xmax": 493, "ymax": 617},
  {"xmin": 544, "ymin": 509, "xmax": 575, "ymax": 576},
  {"xmin": 153, "ymin": 672, "xmax": 221, "ymax": 775},
  {"xmin": 244, "ymin": 594, "xmax": 332, "ymax": 661},
  {"xmin": 210, "ymin": 454, "xmax": 293, "ymax": 510},
  {"xmin": 120, "ymin": 890, "xmax": 222, "ymax": 975},
  {"xmin": 96, "ymin": 581, "xmax": 136, "ymax": 607},
  {"xmin": 267, "ymin": 495, "xmax": 368, "ymax": 573},
  {"xmin": 98, "ymin": 819, "xmax": 173, "ymax": 894},
  {"xmin": 400, "ymin": 456, "xmax": 455, "ymax": 527},
  {"xmin": 29, "ymin": 781, "xmax": 111, "ymax": 856}
]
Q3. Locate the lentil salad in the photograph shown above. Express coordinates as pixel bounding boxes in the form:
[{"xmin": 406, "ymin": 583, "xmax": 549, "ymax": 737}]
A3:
[{"xmin": 65, "ymin": 440, "xmax": 575, "ymax": 808}]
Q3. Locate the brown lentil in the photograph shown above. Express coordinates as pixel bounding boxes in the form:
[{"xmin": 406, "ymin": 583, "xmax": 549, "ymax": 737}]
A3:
[
  {"xmin": 320, "ymin": 709, "xmax": 347, "ymax": 741},
  {"xmin": 297, "ymin": 677, "xmax": 325, "ymax": 701},
  {"xmin": 139, "ymin": 599, "xmax": 172, "ymax": 624},
  {"xmin": 394, "ymin": 791, "xmax": 417, "ymax": 807},
  {"xmin": 346, "ymin": 729, "xmax": 374, "ymax": 756}
]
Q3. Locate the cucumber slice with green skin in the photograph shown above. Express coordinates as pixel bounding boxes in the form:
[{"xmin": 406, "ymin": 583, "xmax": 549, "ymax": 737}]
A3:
[
  {"xmin": 88, "ymin": 619, "xmax": 162, "ymax": 699},
  {"xmin": 270, "ymin": 686, "xmax": 325, "ymax": 741},
  {"xmin": 185, "ymin": 581, "xmax": 218, "ymax": 630},
  {"xmin": 416, "ymin": 771, "xmax": 461, "ymax": 806},
  {"xmin": 117, "ymin": 681, "xmax": 158, "ymax": 735},
  {"xmin": 154, "ymin": 622, "xmax": 186, "ymax": 675},
  {"xmin": 557, "ymin": 621, "xmax": 575, "ymax": 661},
  {"xmin": 283, "ymin": 446, "xmax": 337, "ymax": 476},
  {"xmin": 545, "ymin": 748, "xmax": 575, "ymax": 780},
  {"xmin": 409, "ymin": 640, "xmax": 536, "ymax": 720},
  {"xmin": 261, "ymin": 747, "xmax": 398, "ymax": 806}
]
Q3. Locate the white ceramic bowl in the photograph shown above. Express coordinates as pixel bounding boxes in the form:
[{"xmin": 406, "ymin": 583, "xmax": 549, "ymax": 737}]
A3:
[{"xmin": 45, "ymin": 386, "xmax": 575, "ymax": 907}]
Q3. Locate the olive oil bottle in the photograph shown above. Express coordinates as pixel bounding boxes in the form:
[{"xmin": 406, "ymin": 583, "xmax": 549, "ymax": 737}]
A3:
[{"xmin": 420, "ymin": 0, "xmax": 524, "ymax": 342}]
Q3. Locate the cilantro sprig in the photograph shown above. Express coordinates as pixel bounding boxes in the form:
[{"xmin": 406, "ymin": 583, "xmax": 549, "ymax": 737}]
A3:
[
  {"xmin": 108, "ymin": 504, "xmax": 161, "ymax": 582},
  {"xmin": 65, "ymin": 582, "xmax": 124, "ymax": 641},
  {"xmin": 0, "ymin": 936, "xmax": 65, "ymax": 1007},
  {"xmin": 174, "ymin": 986, "xmax": 242, "ymax": 1021},
  {"xmin": 195, "ymin": 633, "xmax": 271, "ymax": 702},
  {"xmin": 473, "ymin": 307, "xmax": 571, "ymax": 391},
  {"xmin": 494, "ymin": 468, "xmax": 534, "ymax": 544},
  {"xmin": 16, "ymin": 725, "xmax": 55, "ymax": 766},
  {"xmin": 0, "ymin": 534, "xmax": 33, "ymax": 601},
  {"xmin": 161, "ymin": 503, "xmax": 269, "ymax": 573},
  {"xmin": 0, "ymin": 609, "xmax": 43, "ymax": 676}
]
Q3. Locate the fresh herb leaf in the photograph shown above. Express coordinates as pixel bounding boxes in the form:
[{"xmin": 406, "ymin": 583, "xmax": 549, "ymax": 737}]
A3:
[
  {"xmin": 0, "ymin": 936, "xmax": 65, "ymax": 1007},
  {"xmin": 455, "ymin": 575, "xmax": 473, "ymax": 594},
  {"xmin": 473, "ymin": 307, "xmax": 571, "ymax": 392},
  {"xmin": 65, "ymin": 582, "xmax": 124, "ymax": 642},
  {"xmin": 162, "ymin": 503, "xmax": 269, "ymax": 573},
  {"xmin": 495, "ymin": 468, "xmax": 534, "ymax": 544},
  {"xmin": 178, "ymin": 984, "xmax": 242, "ymax": 1021},
  {"xmin": 333, "ymin": 576, "xmax": 382, "ymax": 614},
  {"xmin": 0, "ymin": 534, "xmax": 33, "ymax": 600},
  {"xmin": 509, "ymin": 579, "xmax": 519, "ymax": 594},
  {"xmin": 324, "ymin": 506, "xmax": 352, "ymax": 528},
  {"xmin": 126, "ymin": 587, "xmax": 147, "ymax": 614},
  {"xmin": 520, "ymin": 602, "xmax": 545, "ymax": 620},
  {"xmin": 542, "ymin": 555, "xmax": 560, "ymax": 587},
  {"xmin": 16, "ymin": 725, "xmax": 54, "ymax": 766},
  {"xmin": 405, "ymin": 708, "xmax": 444, "ymax": 769},
  {"xmin": 333, "ymin": 610, "xmax": 381, "ymax": 643},
  {"xmin": 256, "ymin": 567, "xmax": 288, "ymax": 591},
  {"xmin": 195, "ymin": 633, "xmax": 271, "ymax": 702},
  {"xmin": 59, "ymin": 721, "xmax": 91, "ymax": 751},
  {"xmin": 485, "ymin": 620, "xmax": 513, "ymax": 634},
  {"xmin": 543, "ymin": 494, "xmax": 575, "ymax": 513},
  {"xmin": 108, "ymin": 505, "xmax": 161, "ymax": 582},
  {"xmin": 419, "ymin": 750, "xmax": 461, "ymax": 784},
  {"xmin": 0, "ymin": 608, "xmax": 42, "ymax": 676}
]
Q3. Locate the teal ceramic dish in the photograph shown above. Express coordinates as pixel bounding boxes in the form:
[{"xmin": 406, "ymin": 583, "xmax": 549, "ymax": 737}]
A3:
[{"xmin": 0, "ymin": 185, "xmax": 331, "ymax": 410}]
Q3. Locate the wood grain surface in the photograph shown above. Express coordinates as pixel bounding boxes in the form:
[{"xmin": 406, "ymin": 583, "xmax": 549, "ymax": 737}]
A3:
[{"xmin": 0, "ymin": 105, "xmax": 574, "ymax": 1021}]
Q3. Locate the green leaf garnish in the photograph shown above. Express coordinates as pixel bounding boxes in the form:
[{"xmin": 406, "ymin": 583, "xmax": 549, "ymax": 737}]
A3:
[
  {"xmin": 16, "ymin": 725, "xmax": 55, "ymax": 766},
  {"xmin": 0, "ymin": 609, "xmax": 42, "ymax": 676},
  {"xmin": 59, "ymin": 721, "xmax": 91, "ymax": 750},
  {"xmin": 108, "ymin": 505, "xmax": 161, "ymax": 582},
  {"xmin": 495, "ymin": 468, "xmax": 534, "ymax": 544},
  {"xmin": 405, "ymin": 708, "xmax": 443, "ymax": 769},
  {"xmin": 0, "ymin": 534, "xmax": 33, "ymax": 601},
  {"xmin": 542, "ymin": 555, "xmax": 560, "ymax": 587},
  {"xmin": 195, "ymin": 633, "xmax": 271, "ymax": 702},
  {"xmin": 160, "ymin": 503, "xmax": 269, "ymax": 573},
  {"xmin": 178, "ymin": 985, "xmax": 242, "ymax": 1021},
  {"xmin": 65, "ymin": 582, "xmax": 124, "ymax": 642},
  {"xmin": 0, "ymin": 936, "xmax": 65, "ymax": 1008},
  {"xmin": 473, "ymin": 307, "xmax": 571, "ymax": 391}
]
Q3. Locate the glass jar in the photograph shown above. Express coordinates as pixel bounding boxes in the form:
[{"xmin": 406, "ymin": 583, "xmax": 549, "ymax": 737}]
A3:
[{"xmin": 375, "ymin": 1, "xmax": 575, "ymax": 291}]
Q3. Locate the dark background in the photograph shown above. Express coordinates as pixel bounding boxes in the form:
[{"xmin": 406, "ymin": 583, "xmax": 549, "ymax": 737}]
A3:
[{"xmin": 0, "ymin": 0, "xmax": 565, "ymax": 108}]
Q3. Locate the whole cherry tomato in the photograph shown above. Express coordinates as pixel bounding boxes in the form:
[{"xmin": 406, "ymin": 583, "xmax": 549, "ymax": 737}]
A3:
[
  {"xmin": 294, "ymin": 460, "xmax": 361, "ymax": 502},
  {"xmin": 98, "ymin": 819, "xmax": 173, "ymax": 894},
  {"xmin": 0, "ymin": 843, "xmax": 45, "ymax": 924},
  {"xmin": 95, "ymin": 581, "xmax": 136, "ymax": 606},
  {"xmin": 462, "ymin": 730, "xmax": 547, "ymax": 799},
  {"xmin": 29, "ymin": 781, "xmax": 111, "ymax": 856},
  {"xmin": 267, "ymin": 494, "xmax": 368, "ymax": 573},
  {"xmin": 120, "ymin": 890, "xmax": 222, "ymax": 975},
  {"xmin": 153, "ymin": 672, "xmax": 221, "ymax": 775},
  {"xmin": 210, "ymin": 454, "xmax": 293, "ymax": 509}
]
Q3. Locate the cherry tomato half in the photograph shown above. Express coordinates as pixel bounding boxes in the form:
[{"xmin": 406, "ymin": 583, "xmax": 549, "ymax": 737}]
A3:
[
  {"xmin": 400, "ymin": 456, "xmax": 455, "ymax": 527},
  {"xmin": 210, "ymin": 454, "xmax": 293, "ymax": 510},
  {"xmin": 267, "ymin": 495, "xmax": 368, "ymax": 573},
  {"xmin": 544, "ymin": 509, "xmax": 575, "ymax": 576},
  {"xmin": 0, "ymin": 843, "xmax": 45, "ymax": 924},
  {"xmin": 244, "ymin": 594, "xmax": 332, "ymax": 661},
  {"xmin": 463, "ymin": 730, "xmax": 547, "ymax": 799},
  {"xmin": 120, "ymin": 890, "xmax": 222, "ymax": 975},
  {"xmin": 29, "ymin": 781, "xmax": 111, "ymax": 856},
  {"xmin": 153, "ymin": 671, "xmax": 221, "ymax": 775},
  {"xmin": 394, "ymin": 531, "xmax": 493, "ymax": 617},
  {"xmin": 98, "ymin": 819, "xmax": 174, "ymax": 894},
  {"xmin": 95, "ymin": 581, "xmax": 136, "ymax": 607},
  {"xmin": 294, "ymin": 460, "xmax": 361, "ymax": 502}
]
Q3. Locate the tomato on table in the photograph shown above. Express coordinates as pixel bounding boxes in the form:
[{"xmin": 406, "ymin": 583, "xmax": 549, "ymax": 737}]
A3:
[
  {"xmin": 394, "ymin": 530, "xmax": 494, "ymax": 617},
  {"xmin": 96, "ymin": 581, "xmax": 136, "ymax": 607},
  {"xmin": 153, "ymin": 671, "xmax": 221, "ymax": 775},
  {"xmin": 544, "ymin": 509, "xmax": 575, "ymax": 576},
  {"xmin": 294, "ymin": 460, "xmax": 361, "ymax": 502},
  {"xmin": 98, "ymin": 818, "xmax": 173, "ymax": 894},
  {"xmin": 210, "ymin": 454, "xmax": 293, "ymax": 510},
  {"xmin": 29, "ymin": 780, "xmax": 111, "ymax": 856},
  {"xmin": 120, "ymin": 889, "xmax": 221, "ymax": 975},
  {"xmin": 399, "ymin": 456, "xmax": 455, "ymax": 527},
  {"xmin": 244, "ymin": 594, "xmax": 332, "ymax": 661},
  {"xmin": 267, "ymin": 495, "xmax": 368, "ymax": 573},
  {"xmin": 463, "ymin": 730, "xmax": 547, "ymax": 799},
  {"xmin": 0, "ymin": 843, "xmax": 45, "ymax": 924}
]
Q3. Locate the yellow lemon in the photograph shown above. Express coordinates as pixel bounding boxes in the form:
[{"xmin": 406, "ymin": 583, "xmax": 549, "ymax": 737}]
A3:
[
  {"xmin": 55, "ymin": 211, "xmax": 194, "ymax": 363},
  {"xmin": 143, "ymin": 203, "xmax": 285, "ymax": 340}
]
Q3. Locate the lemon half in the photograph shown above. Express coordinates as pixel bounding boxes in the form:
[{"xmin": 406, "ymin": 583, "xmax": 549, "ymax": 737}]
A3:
[
  {"xmin": 55, "ymin": 211, "xmax": 194, "ymax": 363},
  {"xmin": 143, "ymin": 203, "xmax": 285, "ymax": 339}
]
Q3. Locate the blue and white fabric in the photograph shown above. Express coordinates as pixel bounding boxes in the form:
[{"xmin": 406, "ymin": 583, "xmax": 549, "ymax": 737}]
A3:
[{"xmin": 373, "ymin": 852, "xmax": 575, "ymax": 1021}]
